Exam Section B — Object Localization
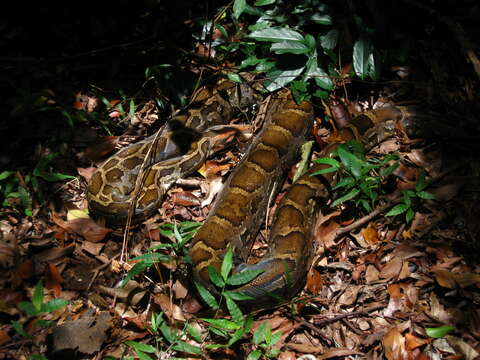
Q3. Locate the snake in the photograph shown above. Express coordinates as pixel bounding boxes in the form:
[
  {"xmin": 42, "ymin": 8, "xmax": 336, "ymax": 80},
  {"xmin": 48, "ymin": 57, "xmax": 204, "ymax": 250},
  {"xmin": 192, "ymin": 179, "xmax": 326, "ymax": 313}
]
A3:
[{"xmin": 87, "ymin": 77, "xmax": 420, "ymax": 307}]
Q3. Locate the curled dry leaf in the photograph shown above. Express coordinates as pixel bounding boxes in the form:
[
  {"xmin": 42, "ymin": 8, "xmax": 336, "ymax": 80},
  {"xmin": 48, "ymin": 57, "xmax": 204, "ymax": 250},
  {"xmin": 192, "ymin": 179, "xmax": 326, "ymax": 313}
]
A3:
[
  {"xmin": 153, "ymin": 293, "xmax": 185, "ymax": 322},
  {"xmin": 171, "ymin": 191, "xmax": 201, "ymax": 206},
  {"xmin": 362, "ymin": 225, "xmax": 380, "ymax": 244},
  {"xmin": 306, "ymin": 267, "xmax": 323, "ymax": 294},
  {"xmin": 405, "ymin": 333, "xmax": 429, "ymax": 351},
  {"xmin": 46, "ymin": 263, "xmax": 63, "ymax": 298},
  {"xmin": 53, "ymin": 214, "xmax": 112, "ymax": 242},
  {"xmin": 379, "ymin": 257, "xmax": 403, "ymax": 281},
  {"xmin": 382, "ymin": 326, "xmax": 408, "ymax": 360},
  {"xmin": 318, "ymin": 348, "xmax": 364, "ymax": 359}
]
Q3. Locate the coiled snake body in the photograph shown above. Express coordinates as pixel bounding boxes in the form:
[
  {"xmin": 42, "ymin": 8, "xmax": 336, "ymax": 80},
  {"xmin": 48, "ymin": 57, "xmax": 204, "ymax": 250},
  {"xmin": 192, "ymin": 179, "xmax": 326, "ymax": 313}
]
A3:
[{"xmin": 87, "ymin": 78, "xmax": 418, "ymax": 306}]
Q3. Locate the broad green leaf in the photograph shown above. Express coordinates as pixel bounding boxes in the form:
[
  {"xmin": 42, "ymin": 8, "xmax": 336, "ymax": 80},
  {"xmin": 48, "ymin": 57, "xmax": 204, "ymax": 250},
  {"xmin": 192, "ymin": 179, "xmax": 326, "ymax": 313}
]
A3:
[
  {"xmin": 254, "ymin": 0, "xmax": 275, "ymax": 5},
  {"xmin": 255, "ymin": 60, "xmax": 275, "ymax": 72},
  {"xmin": 222, "ymin": 291, "xmax": 254, "ymax": 301},
  {"xmin": 310, "ymin": 13, "xmax": 333, "ymax": 25},
  {"xmin": 380, "ymin": 163, "xmax": 399, "ymax": 177},
  {"xmin": 208, "ymin": 266, "xmax": 225, "ymax": 288},
  {"xmin": 359, "ymin": 198, "xmax": 372, "ymax": 212},
  {"xmin": 227, "ymin": 268, "xmax": 263, "ymax": 286},
  {"xmin": 247, "ymin": 350, "xmax": 262, "ymax": 360},
  {"xmin": 159, "ymin": 322, "xmax": 178, "ymax": 344},
  {"xmin": 367, "ymin": 51, "xmax": 381, "ymax": 81},
  {"xmin": 227, "ymin": 327, "xmax": 246, "ymax": 347},
  {"xmin": 406, "ymin": 208, "xmax": 415, "ymax": 223},
  {"xmin": 207, "ymin": 326, "xmax": 228, "ymax": 338},
  {"xmin": 18, "ymin": 301, "xmax": 37, "ymax": 316},
  {"xmin": 271, "ymin": 41, "xmax": 309, "ymax": 55},
  {"xmin": 233, "ymin": 0, "xmax": 246, "ymax": 19},
  {"xmin": 353, "ymin": 36, "xmax": 372, "ymax": 80},
  {"xmin": 125, "ymin": 341, "xmax": 157, "ymax": 353},
  {"xmin": 240, "ymin": 56, "xmax": 262, "ymax": 68},
  {"xmin": 32, "ymin": 281, "xmax": 44, "ymax": 313},
  {"xmin": 319, "ymin": 29, "xmax": 338, "ymax": 50},
  {"xmin": 119, "ymin": 261, "xmax": 151, "ymax": 287},
  {"xmin": 131, "ymin": 253, "xmax": 171, "ymax": 263},
  {"xmin": 41, "ymin": 299, "xmax": 69, "ymax": 313},
  {"xmin": 253, "ymin": 322, "xmax": 268, "ymax": 344},
  {"xmin": 11, "ymin": 320, "xmax": 30, "ymax": 338},
  {"xmin": 333, "ymin": 177, "xmax": 355, "ymax": 190},
  {"xmin": 337, "ymin": 146, "xmax": 363, "ymax": 177},
  {"xmin": 227, "ymin": 73, "xmax": 243, "ymax": 83},
  {"xmin": 426, "ymin": 325, "xmax": 456, "ymax": 338},
  {"xmin": 305, "ymin": 59, "xmax": 333, "ymax": 90},
  {"xmin": 304, "ymin": 34, "xmax": 316, "ymax": 52},
  {"xmin": 221, "ymin": 248, "xmax": 234, "ymax": 281},
  {"xmin": 313, "ymin": 157, "xmax": 341, "ymax": 168},
  {"xmin": 331, "ymin": 188, "xmax": 360, "ymax": 207},
  {"xmin": 385, "ymin": 203, "xmax": 409, "ymax": 216},
  {"xmin": 194, "ymin": 282, "xmax": 219, "ymax": 309},
  {"xmin": 269, "ymin": 331, "xmax": 282, "ymax": 346},
  {"xmin": 416, "ymin": 170, "xmax": 427, "ymax": 191},
  {"xmin": 36, "ymin": 319, "xmax": 55, "ymax": 327},
  {"xmin": 293, "ymin": 141, "xmax": 313, "ymax": 183},
  {"xmin": 186, "ymin": 323, "xmax": 203, "ymax": 343},
  {"xmin": 402, "ymin": 191, "xmax": 412, "ymax": 207},
  {"xmin": 215, "ymin": 24, "xmax": 228, "ymax": 38},
  {"xmin": 172, "ymin": 341, "xmax": 202, "ymax": 355},
  {"xmin": 135, "ymin": 351, "xmax": 154, "ymax": 360},
  {"xmin": 202, "ymin": 318, "xmax": 241, "ymax": 330},
  {"xmin": 0, "ymin": 171, "xmax": 13, "ymax": 181},
  {"xmin": 264, "ymin": 67, "xmax": 305, "ymax": 92},
  {"xmin": 249, "ymin": 27, "xmax": 304, "ymax": 42},
  {"xmin": 205, "ymin": 343, "xmax": 226, "ymax": 350},
  {"xmin": 310, "ymin": 167, "xmax": 338, "ymax": 175},
  {"xmin": 226, "ymin": 297, "xmax": 244, "ymax": 325},
  {"xmin": 416, "ymin": 191, "xmax": 435, "ymax": 200}
]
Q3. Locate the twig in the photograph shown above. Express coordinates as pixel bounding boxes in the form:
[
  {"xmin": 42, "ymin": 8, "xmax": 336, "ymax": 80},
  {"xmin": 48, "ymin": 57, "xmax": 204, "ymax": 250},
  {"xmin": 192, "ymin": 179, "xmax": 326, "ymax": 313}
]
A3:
[
  {"xmin": 293, "ymin": 316, "xmax": 333, "ymax": 346},
  {"xmin": 335, "ymin": 194, "xmax": 403, "ymax": 237},
  {"xmin": 309, "ymin": 304, "xmax": 385, "ymax": 326}
]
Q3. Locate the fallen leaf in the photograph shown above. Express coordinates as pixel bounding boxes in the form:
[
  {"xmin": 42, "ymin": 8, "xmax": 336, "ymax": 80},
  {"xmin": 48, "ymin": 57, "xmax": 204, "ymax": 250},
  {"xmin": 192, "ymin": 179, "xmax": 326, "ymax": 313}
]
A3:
[
  {"xmin": 362, "ymin": 225, "xmax": 380, "ymax": 244},
  {"xmin": 18, "ymin": 259, "xmax": 35, "ymax": 280},
  {"xmin": 379, "ymin": 257, "xmax": 402, "ymax": 280},
  {"xmin": 45, "ymin": 263, "xmax": 63, "ymax": 298},
  {"xmin": 77, "ymin": 167, "xmax": 97, "ymax": 182},
  {"xmin": 84, "ymin": 136, "xmax": 119, "ymax": 161},
  {"xmin": 67, "ymin": 208, "xmax": 90, "ymax": 221},
  {"xmin": 0, "ymin": 330, "xmax": 11, "ymax": 346},
  {"xmin": 171, "ymin": 191, "xmax": 201, "ymax": 206},
  {"xmin": 338, "ymin": 285, "xmax": 361, "ymax": 306},
  {"xmin": 306, "ymin": 268, "xmax": 323, "ymax": 294},
  {"xmin": 53, "ymin": 214, "xmax": 112, "ymax": 242},
  {"xmin": 382, "ymin": 326, "xmax": 408, "ymax": 360},
  {"xmin": 318, "ymin": 348, "xmax": 364, "ymax": 359},
  {"xmin": 405, "ymin": 333, "xmax": 428, "ymax": 350}
]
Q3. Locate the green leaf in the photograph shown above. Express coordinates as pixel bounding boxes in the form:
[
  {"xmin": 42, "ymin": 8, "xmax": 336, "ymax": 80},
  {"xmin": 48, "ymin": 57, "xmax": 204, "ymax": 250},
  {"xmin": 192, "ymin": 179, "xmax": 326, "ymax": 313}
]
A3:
[
  {"xmin": 202, "ymin": 318, "xmax": 241, "ymax": 330},
  {"xmin": 11, "ymin": 320, "xmax": 31, "ymax": 338},
  {"xmin": 125, "ymin": 341, "xmax": 157, "ymax": 353},
  {"xmin": 221, "ymin": 248, "xmax": 234, "ymax": 281},
  {"xmin": 18, "ymin": 301, "xmax": 37, "ymax": 316},
  {"xmin": 337, "ymin": 146, "xmax": 363, "ymax": 177},
  {"xmin": 227, "ymin": 327, "xmax": 246, "ymax": 347},
  {"xmin": 310, "ymin": 167, "xmax": 338, "ymax": 175},
  {"xmin": 41, "ymin": 298, "xmax": 69, "ymax": 313},
  {"xmin": 367, "ymin": 51, "xmax": 381, "ymax": 81},
  {"xmin": 207, "ymin": 326, "xmax": 228, "ymax": 338},
  {"xmin": 186, "ymin": 323, "xmax": 203, "ymax": 343},
  {"xmin": 271, "ymin": 41, "xmax": 309, "ymax": 55},
  {"xmin": 134, "ymin": 351, "xmax": 154, "ymax": 360},
  {"xmin": 426, "ymin": 325, "xmax": 456, "ymax": 338},
  {"xmin": 36, "ymin": 319, "xmax": 55, "ymax": 327},
  {"xmin": 159, "ymin": 322, "xmax": 178, "ymax": 344},
  {"xmin": 319, "ymin": 29, "xmax": 338, "ymax": 50},
  {"xmin": 406, "ymin": 208, "xmax": 414, "ymax": 223},
  {"xmin": 416, "ymin": 191, "xmax": 435, "ymax": 200},
  {"xmin": 208, "ymin": 266, "xmax": 225, "ymax": 288},
  {"xmin": 385, "ymin": 203, "xmax": 409, "ymax": 216},
  {"xmin": 253, "ymin": 322, "xmax": 268, "ymax": 344},
  {"xmin": 194, "ymin": 282, "xmax": 219, "ymax": 309},
  {"xmin": 313, "ymin": 157, "xmax": 340, "ymax": 168},
  {"xmin": 131, "ymin": 253, "xmax": 171, "ymax": 263},
  {"xmin": 29, "ymin": 355, "xmax": 48, "ymax": 360},
  {"xmin": 226, "ymin": 297, "xmax": 244, "ymax": 325},
  {"xmin": 359, "ymin": 198, "xmax": 372, "ymax": 212},
  {"xmin": 227, "ymin": 73, "xmax": 243, "ymax": 83},
  {"xmin": 304, "ymin": 34, "xmax": 316, "ymax": 52},
  {"xmin": 0, "ymin": 171, "xmax": 13, "ymax": 181},
  {"xmin": 227, "ymin": 269, "xmax": 263, "ymax": 286},
  {"xmin": 402, "ymin": 191, "xmax": 412, "ymax": 207},
  {"xmin": 32, "ymin": 281, "xmax": 44, "ymax": 313},
  {"xmin": 292, "ymin": 140, "xmax": 312, "ymax": 182},
  {"xmin": 380, "ymin": 163, "xmax": 399, "ymax": 177},
  {"xmin": 264, "ymin": 67, "xmax": 305, "ymax": 92},
  {"xmin": 310, "ymin": 13, "xmax": 333, "ymax": 25},
  {"xmin": 269, "ymin": 331, "xmax": 282, "ymax": 346},
  {"xmin": 247, "ymin": 350, "xmax": 262, "ymax": 360},
  {"xmin": 305, "ymin": 57, "xmax": 334, "ymax": 90},
  {"xmin": 172, "ymin": 341, "xmax": 202, "ymax": 355},
  {"xmin": 249, "ymin": 27, "xmax": 304, "ymax": 42},
  {"xmin": 119, "ymin": 261, "xmax": 152, "ymax": 287},
  {"xmin": 233, "ymin": 0, "xmax": 246, "ymax": 19},
  {"xmin": 215, "ymin": 24, "xmax": 228, "ymax": 38},
  {"xmin": 331, "ymin": 188, "xmax": 360, "ymax": 207},
  {"xmin": 333, "ymin": 177, "xmax": 355, "ymax": 190},
  {"xmin": 353, "ymin": 36, "xmax": 372, "ymax": 80},
  {"xmin": 416, "ymin": 169, "xmax": 427, "ymax": 191},
  {"xmin": 222, "ymin": 291, "xmax": 254, "ymax": 301},
  {"xmin": 254, "ymin": 0, "xmax": 275, "ymax": 5}
]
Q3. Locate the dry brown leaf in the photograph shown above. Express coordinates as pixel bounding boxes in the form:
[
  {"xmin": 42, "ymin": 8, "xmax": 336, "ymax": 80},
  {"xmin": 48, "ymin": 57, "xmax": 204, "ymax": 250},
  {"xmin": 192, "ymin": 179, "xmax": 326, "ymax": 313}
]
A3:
[
  {"xmin": 81, "ymin": 241, "xmax": 104, "ymax": 256},
  {"xmin": 286, "ymin": 342, "xmax": 324, "ymax": 354},
  {"xmin": 445, "ymin": 335, "xmax": 479, "ymax": 360},
  {"xmin": 315, "ymin": 219, "xmax": 340, "ymax": 249},
  {"xmin": 434, "ymin": 269, "xmax": 457, "ymax": 289},
  {"xmin": 382, "ymin": 326, "xmax": 408, "ymax": 360},
  {"xmin": 318, "ymin": 348, "xmax": 364, "ymax": 359},
  {"xmin": 46, "ymin": 263, "xmax": 63, "ymax": 298},
  {"xmin": 405, "ymin": 333, "xmax": 429, "ymax": 351},
  {"xmin": 379, "ymin": 257, "xmax": 403, "ymax": 281},
  {"xmin": 18, "ymin": 259, "xmax": 35, "ymax": 280},
  {"xmin": 53, "ymin": 214, "xmax": 112, "ymax": 242},
  {"xmin": 306, "ymin": 267, "xmax": 323, "ymax": 294},
  {"xmin": 153, "ymin": 293, "xmax": 185, "ymax": 322},
  {"xmin": 362, "ymin": 225, "xmax": 380, "ymax": 244},
  {"xmin": 171, "ymin": 191, "xmax": 201, "ymax": 206},
  {"xmin": 365, "ymin": 264, "xmax": 380, "ymax": 283},
  {"xmin": 338, "ymin": 285, "xmax": 361, "ymax": 306},
  {"xmin": 278, "ymin": 351, "xmax": 297, "ymax": 360},
  {"xmin": 0, "ymin": 330, "xmax": 11, "ymax": 346},
  {"xmin": 172, "ymin": 280, "xmax": 188, "ymax": 299},
  {"xmin": 77, "ymin": 167, "xmax": 97, "ymax": 182}
]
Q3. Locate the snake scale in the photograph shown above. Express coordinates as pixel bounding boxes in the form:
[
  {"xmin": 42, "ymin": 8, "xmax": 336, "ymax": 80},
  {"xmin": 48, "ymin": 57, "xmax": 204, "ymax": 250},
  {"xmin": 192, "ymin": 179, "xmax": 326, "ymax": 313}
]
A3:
[{"xmin": 87, "ymin": 77, "xmax": 419, "ymax": 306}]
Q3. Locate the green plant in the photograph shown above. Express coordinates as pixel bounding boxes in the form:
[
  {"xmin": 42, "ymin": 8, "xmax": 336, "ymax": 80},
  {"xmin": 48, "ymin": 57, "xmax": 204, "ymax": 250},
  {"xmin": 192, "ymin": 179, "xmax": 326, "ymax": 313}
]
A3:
[
  {"xmin": 312, "ymin": 140, "xmax": 399, "ymax": 212},
  {"xmin": 12, "ymin": 281, "xmax": 69, "ymax": 338},
  {"xmin": 248, "ymin": 322, "xmax": 282, "ymax": 359},
  {"xmin": 205, "ymin": 0, "xmax": 383, "ymax": 101},
  {"xmin": 120, "ymin": 221, "xmax": 201, "ymax": 287},
  {"xmin": 0, "ymin": 153, "xmax": 75, "ymax": 216},
  {"xmin": 385, "ymin": 169, "xmax": 435, "ymax": 222}
]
